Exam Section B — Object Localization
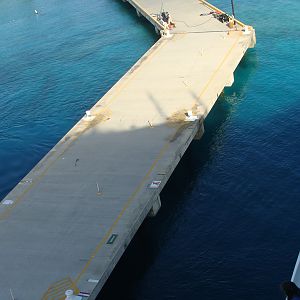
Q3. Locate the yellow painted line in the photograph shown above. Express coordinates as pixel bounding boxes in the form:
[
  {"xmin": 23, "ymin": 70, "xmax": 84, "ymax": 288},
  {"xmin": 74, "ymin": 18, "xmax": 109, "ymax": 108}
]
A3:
[
  {"xmin": 199, "ymin": 34, "xmax": 241, "ymax": 99},
  {"xmin": 74, "ymin": 140, "xmax": 171, "ymax": 284},
  {"xmin": 42, "ymin": 277, "xmax": 79, "ymax": 300},
  {"xmin": 74, "ymin": 34, "xmax": 243, "ymax": 285}
]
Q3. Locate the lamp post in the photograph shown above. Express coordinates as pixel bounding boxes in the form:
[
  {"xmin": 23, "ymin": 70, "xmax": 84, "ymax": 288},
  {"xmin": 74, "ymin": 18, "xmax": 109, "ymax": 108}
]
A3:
[
  {"xmin": 231, "ymin": 0, "xmax": 236, "ymax": 26},
  {"xmin": 231, "ymin": 0, "xmax": 235, "ymax": 18}
]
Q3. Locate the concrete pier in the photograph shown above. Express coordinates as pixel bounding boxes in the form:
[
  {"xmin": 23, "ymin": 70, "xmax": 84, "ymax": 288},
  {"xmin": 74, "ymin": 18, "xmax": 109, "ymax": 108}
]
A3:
[{"xmin": 0, "ymin": 0, "xmax": 255, "ymax": 299}]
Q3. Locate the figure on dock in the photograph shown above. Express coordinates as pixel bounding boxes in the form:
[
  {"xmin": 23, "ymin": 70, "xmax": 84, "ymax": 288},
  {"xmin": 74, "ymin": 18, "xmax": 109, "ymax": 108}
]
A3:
[{"xmin": 159, "ymin": 11, "xmax": 175, "ymax": 29}]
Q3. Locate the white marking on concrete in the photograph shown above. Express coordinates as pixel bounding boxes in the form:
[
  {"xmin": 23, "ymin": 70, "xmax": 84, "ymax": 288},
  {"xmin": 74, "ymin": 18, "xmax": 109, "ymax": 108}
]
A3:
[
  {"xmin": 87, "ymin": 279, "xmax": 100, "ymax": 283},
  {"xmin": 2, "ymin": 200, "xmax": 14, "ymax": 205},
  {"xmin": 149, "ymin": 180, "xmax": 162, "ymax": 189}
]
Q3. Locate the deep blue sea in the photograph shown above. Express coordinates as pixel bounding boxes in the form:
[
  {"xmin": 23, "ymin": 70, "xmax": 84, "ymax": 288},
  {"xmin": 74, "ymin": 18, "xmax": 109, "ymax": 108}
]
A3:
[{"xmin": 0, "ymin": 0, "xmax": 299, "ymax": 299}]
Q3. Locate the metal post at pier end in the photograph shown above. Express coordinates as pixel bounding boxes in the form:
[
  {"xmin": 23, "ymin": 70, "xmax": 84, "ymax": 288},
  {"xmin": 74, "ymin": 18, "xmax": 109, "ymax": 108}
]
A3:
[
  {"xmin": 231, "ymin": 0, "xmax": 235, "ymax": 18},
  {"xmin": 231, "ymin": 0, "xmax": 236, "ymax": 24}
]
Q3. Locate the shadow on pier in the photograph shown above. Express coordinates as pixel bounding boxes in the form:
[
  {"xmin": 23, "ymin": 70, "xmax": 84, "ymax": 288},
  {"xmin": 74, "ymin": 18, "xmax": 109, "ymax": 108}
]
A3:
[{"xmin": 96, "ymin": 50, "xmax": 258, "ymax": 300}]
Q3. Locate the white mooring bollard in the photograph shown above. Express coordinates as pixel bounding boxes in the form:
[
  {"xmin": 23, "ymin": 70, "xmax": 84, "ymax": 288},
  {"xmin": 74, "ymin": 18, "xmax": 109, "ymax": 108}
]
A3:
[
  {"xmin": 65, "ymin": 289, "xmax": 74, "ymax": 300},
  {"xmin": 65, "ymin": 289, "xmax": 82, "ymax": 300},
  {"xmin": 83, "ymin": 110, "xmax": 95, "ymax": 121}
]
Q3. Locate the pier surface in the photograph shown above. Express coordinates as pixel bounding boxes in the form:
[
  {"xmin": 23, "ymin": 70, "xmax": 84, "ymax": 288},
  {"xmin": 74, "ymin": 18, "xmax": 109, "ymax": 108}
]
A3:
[{"xmin": 0, "ymin": 0, "xmax": 255, "ymax": 299}]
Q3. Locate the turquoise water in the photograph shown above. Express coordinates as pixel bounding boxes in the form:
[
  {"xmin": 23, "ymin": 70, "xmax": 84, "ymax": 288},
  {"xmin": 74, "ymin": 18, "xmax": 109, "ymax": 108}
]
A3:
[
  {"xmin": 0, "ymin": 0, "xmax": 157, "ymax": 198},
  {"xmin": 0, "ymin": 0, "xmax": 300, "ymax": 299}
]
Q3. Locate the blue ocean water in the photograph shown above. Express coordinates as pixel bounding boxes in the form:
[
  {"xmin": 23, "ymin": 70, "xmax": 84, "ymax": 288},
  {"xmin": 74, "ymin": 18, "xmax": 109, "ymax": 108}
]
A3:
[{"xmin": 0, "ymin": 0, "xmax": 299, "ymax": 299}]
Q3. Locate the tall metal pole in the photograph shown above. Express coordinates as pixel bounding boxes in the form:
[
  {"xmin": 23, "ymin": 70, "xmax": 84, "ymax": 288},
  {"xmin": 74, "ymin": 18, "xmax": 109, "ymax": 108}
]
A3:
[
  {"xmin": 231, "ymin": 0, "xmax": 235, "ymax": 18},
  {"xmin": 231, "ymin": 0, "xmax": 236, "ymax": 26}
]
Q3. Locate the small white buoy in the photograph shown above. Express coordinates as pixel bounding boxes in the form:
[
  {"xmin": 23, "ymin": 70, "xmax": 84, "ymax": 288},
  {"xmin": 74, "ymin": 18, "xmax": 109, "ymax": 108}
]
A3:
[{"xmin": 34, "ymin": 9, "xmax": 38, "ymax": 15}]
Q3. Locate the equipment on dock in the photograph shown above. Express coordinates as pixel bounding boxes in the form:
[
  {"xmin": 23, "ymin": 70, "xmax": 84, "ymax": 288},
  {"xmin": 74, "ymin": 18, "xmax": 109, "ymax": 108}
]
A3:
[
  {"xmin": 158, "ymin": 11, "xmax": 175, "ymax": 29},
  {"xmin": 200, "ymin": 0, "xmax": 236, "ymax": 27},
  {"xmin": 213, "ymin": 12, "xmax": 230, "ymax": 23},
  {"xmin": 201, "ymin": 10, "xmax": 231, "ymax": 25},
  {"xmin": 200, "ymin": 11, "xmax": 214, "ymax": 16}
]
